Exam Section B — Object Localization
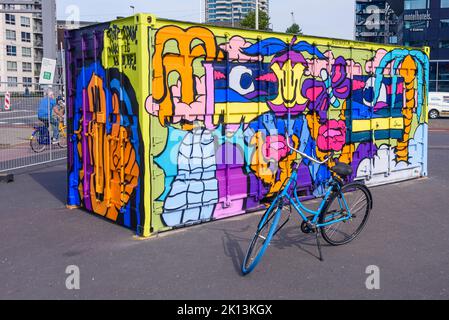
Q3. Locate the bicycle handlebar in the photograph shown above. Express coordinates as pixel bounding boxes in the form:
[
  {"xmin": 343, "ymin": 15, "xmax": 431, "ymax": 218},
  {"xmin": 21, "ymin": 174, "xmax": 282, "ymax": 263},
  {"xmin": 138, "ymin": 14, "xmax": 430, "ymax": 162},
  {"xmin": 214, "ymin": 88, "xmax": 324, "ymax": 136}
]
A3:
[{"xmin": 285, "ymin": 134, "xmax": 334, "ymax": 165}]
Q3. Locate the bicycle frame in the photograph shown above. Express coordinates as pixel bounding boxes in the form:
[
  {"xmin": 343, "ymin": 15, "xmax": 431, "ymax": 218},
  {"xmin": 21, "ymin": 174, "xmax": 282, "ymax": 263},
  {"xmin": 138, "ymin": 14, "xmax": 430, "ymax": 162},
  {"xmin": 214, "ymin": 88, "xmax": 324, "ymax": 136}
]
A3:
[{"xmin": 270, "ymin": 168, "xmax": 353, "ymax": 229}]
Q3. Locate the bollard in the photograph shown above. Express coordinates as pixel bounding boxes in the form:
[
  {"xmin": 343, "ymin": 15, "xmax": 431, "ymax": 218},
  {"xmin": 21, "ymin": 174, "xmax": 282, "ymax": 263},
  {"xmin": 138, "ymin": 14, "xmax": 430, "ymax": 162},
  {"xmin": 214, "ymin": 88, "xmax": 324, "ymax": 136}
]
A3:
[{"xmin": 4, "ymin": 91, "xmax": 11, "ymax": 111}]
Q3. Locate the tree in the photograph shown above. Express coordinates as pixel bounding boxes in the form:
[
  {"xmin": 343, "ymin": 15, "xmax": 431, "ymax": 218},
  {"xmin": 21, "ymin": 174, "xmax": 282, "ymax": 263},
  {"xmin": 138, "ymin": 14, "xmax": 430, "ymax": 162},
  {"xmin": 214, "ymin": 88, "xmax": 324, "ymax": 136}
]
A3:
[
  {"xmin": 286, "ymin": 23, "xmax": 303, "ymax": 35},
  {"xmin": 240, "ymin": 10, "xmax": 271, "ymax": 31}
]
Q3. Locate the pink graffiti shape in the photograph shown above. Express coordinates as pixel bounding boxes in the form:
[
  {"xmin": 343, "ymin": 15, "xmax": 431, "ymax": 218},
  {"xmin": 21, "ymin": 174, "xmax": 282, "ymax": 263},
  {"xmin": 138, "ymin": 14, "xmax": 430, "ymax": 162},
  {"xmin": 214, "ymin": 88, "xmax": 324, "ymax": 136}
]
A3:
[
  {"xmin": 171, "ymin": 76, "xmax": 206, "ymax": 123},
  {"xmin": 214, "ymin": 71, "xmax": 226, "ymax": 80},
  {"xmin": 317, "ymin": 120, "xmax": 347, "ymax": 152},
  {"xmin": 263, "ymin": 135, "xmax": 289, "ymax": 162},
  {"xmin": 256, "ymin": 73, "xmax": 278, "ymax": 82},
  {"xmin": 220, "ymin": 36, "xmax": 262, "ymax": 62}
]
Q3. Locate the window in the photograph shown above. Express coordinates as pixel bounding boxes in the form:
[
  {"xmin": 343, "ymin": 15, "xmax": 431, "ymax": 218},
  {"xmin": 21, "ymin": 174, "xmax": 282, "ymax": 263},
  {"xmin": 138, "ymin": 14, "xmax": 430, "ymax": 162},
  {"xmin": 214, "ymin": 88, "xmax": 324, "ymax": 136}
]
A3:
[
  {"xmin": 438, "ymin": 82, "xmax": 449, "ymax": 92},
  {"xmin": 5, "ymin": 14, "xmax": 15, "ymax": 25},
  {"xmin": 430, "ymin": 62, "xmax": 438, "ymax": 81},
  {"xmin": 442, "ymin": 0, "xmax": 449, "ymax": 8},
  {"xmin": 5, "ymin": 30, "xmax": 16, "ymax": 41},
  {"xmin": 405, "ymin": 41, "xmax": 425, "ymax": 47},
  {"xmin": 405, "ymin": 0, "xmax": 428, "ymax": 9},
  {"xmin": 441, "ymin": 19, "xmax": 449, "ymax": 29},
  {"xmin": 439, "ymin": 41, "xmax": 449, "ymax": 49},
  {"xmin": 439, "ymin": 62, "xmax": 449, "ymax": 81},
  {"xmin": 20, "ymin": 16, "xmax": 30, "ymax": 27},
  {"xmin": 430, "ymin": 80, "xmax": 437, "ymax": 92},
  {"xmin": 23, "ymin": 77, "xmax": 32, "ymax": 86},
  {"xmin": 22, "ymin": 47, "xmax": 32, "ymax": 57},
  {"xmin": 21, "ymin": 32, "xmax": 31, "ymax": 43},
  {"xmin": 22, "ymin": 62, "xmax": 32, "ymax": 72},
  {"xmin": 405, "ymin": 20, "xmax": 427, "ymax": 30},
  {"xmin": 7, "ymin": 61, "xmax": 17, "ymax": 72},
  {"xmin": 6, "ymin": 45, "xmax": 17, "ymax": 56},
  {"xmin": 7, "ymin": 77, "xmax": 18, "ymax": 87}
]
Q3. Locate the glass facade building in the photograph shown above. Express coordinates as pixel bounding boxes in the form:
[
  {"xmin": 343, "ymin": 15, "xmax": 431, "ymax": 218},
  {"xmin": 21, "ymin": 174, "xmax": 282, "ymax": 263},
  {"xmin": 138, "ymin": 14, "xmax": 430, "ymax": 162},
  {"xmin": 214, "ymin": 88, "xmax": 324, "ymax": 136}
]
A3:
[{"xmin": 356, "ymin": 0, "xmax": 449, "ymax": 92}]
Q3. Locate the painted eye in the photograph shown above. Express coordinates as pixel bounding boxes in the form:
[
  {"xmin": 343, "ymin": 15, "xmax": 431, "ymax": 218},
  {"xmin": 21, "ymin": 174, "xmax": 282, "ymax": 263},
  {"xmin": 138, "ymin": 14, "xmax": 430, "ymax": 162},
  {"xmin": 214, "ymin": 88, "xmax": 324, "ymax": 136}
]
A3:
[
  {"xmin": 363, "ymin": 76, "xmax": 387, "ymax": 106},
  {"xmin": 229, "ymin": 66, "xmax": 255, "ymax": 95}
]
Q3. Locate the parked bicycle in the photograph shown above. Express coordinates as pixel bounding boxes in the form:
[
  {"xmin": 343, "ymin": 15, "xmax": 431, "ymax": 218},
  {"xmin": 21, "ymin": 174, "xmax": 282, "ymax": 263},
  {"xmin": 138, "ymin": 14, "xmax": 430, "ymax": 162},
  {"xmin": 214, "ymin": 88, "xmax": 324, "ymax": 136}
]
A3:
[{"xmin": 241, "ymin": 134, "xmax": 373, "ymax": 275}]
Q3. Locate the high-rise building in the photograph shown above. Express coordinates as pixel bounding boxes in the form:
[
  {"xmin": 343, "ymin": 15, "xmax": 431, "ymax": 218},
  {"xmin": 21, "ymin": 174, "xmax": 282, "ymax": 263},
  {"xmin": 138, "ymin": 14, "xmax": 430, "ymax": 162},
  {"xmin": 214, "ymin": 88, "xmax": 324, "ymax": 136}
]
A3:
[
  {"xmin": 355, "ymin": 0, "xmax": 404, "ymax": 44},
  {"xmin": 205, "ymin": 0, "xmax": 269, "ymax": 27},
  {"xmin": 0, "ymin": 0, "xmax": 57, "ymax": 90},
  {"xmin": 355, "ymin": 0, "xmax": 449, "ymax": 92}
]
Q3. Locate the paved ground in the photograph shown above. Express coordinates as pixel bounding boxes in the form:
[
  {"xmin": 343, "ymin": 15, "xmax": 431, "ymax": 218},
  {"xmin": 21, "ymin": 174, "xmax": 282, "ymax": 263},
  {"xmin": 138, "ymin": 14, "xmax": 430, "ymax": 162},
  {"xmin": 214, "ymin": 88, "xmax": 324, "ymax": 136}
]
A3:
[{"xmin": 0, "ymin": 130, "xmax": 449, "ymax": 300}]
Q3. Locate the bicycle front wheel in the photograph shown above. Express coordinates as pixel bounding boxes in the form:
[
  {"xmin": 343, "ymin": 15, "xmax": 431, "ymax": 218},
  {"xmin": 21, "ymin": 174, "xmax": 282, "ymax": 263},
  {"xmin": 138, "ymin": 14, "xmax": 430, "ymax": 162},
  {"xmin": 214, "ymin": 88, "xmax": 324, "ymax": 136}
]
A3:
[
  {"xmin": 319, "ymin": 182, "xmax": 372, "ymax": 246},
  {"xmin": 30, "ymin": 130, "xmax": 46, "ymax": 153},
  {"xmin": 242, "ymin": 195, "xmax": 284, "ymax": 275}
]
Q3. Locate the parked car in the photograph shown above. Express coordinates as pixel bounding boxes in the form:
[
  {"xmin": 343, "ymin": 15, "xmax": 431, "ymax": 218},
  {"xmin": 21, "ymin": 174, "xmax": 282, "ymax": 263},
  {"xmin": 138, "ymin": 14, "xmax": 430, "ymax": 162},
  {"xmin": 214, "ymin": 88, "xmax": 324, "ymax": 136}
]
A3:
[{"xmin": 428, "ymin": 92, "xmax": 449, "ymax": 119}]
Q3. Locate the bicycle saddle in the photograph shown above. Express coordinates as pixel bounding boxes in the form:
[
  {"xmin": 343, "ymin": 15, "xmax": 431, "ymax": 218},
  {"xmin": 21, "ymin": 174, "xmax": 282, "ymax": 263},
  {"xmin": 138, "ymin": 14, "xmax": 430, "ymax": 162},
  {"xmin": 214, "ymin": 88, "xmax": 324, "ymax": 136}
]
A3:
[{"xmin": 331, "ymin": 163, "xmax": 353, "ymax": 177}]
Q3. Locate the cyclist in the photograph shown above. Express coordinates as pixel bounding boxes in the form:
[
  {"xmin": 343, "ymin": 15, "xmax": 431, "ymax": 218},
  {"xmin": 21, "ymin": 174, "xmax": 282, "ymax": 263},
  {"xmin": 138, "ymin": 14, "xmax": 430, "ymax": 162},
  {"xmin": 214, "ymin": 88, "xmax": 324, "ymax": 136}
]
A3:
[{"xmin": 37, "ymin": 90, "xmax": 63, "ymax": 143}]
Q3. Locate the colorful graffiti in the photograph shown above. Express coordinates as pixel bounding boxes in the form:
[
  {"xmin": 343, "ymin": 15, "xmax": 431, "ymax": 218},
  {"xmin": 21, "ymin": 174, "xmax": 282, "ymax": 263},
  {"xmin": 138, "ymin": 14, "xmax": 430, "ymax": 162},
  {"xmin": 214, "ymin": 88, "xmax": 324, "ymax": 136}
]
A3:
[
  {"xmin": 67, "ymin": 61, "xmax": 143, "ymax": 229},
  {"xmin": 66, "ymin": 15, "xmax": 429, "ymax": 237}
]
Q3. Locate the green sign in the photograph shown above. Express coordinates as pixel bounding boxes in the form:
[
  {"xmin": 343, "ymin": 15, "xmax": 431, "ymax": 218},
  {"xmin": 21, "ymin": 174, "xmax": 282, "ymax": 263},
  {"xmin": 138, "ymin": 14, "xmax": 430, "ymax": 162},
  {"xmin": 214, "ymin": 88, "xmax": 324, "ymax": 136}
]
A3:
[{"xmin": 43, "ymin": 72, "xmax": 52, "ymax": 80}]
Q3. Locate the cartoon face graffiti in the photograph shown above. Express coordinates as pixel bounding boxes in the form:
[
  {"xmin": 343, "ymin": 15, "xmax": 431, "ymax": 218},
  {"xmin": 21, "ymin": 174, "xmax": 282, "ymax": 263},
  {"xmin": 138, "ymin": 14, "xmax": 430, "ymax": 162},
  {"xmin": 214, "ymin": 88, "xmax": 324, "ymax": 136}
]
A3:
[
  {"xmin": 152, "ymin": 25, "xmax": 224, "ymax": 127},
  {"xmin": 269, "ymin": 52, "xmax": 309, "ymax": 113},
  {"xmin": 243, "ymin": 37, "xmax": 327, "ymax": 116}
]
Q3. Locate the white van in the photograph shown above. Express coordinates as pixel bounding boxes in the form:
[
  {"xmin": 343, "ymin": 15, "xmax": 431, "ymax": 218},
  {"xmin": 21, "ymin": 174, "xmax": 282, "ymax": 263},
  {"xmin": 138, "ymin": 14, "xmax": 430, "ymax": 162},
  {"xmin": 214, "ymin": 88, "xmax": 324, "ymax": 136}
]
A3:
[{"xmin": 428, "ymin": 92, "xmax": 449, "ymax": 119}]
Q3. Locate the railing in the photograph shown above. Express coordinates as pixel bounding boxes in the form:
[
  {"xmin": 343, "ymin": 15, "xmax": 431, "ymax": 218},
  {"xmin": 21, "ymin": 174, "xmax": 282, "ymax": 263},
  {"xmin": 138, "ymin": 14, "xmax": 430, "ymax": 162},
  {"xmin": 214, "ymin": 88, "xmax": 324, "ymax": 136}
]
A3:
[{"xmin": 0, "ymin": 82, "xmax": 66, "ymax": 173}]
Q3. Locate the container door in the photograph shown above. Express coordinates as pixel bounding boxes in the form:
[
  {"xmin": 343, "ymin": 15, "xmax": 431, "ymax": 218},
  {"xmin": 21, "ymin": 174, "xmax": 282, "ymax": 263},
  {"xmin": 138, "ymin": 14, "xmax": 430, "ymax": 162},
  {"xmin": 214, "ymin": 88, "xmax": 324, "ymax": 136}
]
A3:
[{"xmin": 388, "ymin": 60, "xmax": 425, "ymax": 181}]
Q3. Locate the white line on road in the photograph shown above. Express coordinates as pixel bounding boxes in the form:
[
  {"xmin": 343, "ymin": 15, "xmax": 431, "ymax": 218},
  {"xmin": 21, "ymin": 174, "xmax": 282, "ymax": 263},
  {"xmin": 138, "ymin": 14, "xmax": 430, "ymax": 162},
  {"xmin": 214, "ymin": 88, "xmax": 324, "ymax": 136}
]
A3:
[
  {"xmin": 12, "ymin": 123, "xmax": 26, "ymax": 125},
  {"xmin": 0, "ymin": 110, "xmax": 33, "ymax": 114},
  {"xmin": 0, "ymin": 115, "xmax": 37, "ymax": 121}
]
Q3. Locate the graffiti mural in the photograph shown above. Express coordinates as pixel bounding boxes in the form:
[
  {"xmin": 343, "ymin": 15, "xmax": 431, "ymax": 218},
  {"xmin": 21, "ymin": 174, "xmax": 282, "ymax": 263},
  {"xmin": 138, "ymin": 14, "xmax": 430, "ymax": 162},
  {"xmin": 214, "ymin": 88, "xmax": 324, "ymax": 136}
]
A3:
[{"xmin": 66, "ymin": 15, "xmax": 429, "ymax": 237}]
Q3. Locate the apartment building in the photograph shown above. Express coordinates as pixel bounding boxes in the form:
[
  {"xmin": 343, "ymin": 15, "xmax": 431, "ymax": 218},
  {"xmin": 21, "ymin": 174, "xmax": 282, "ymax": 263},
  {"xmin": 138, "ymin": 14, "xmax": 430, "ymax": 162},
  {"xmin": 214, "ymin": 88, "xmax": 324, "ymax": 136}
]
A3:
[
  {"xmin": 205, "ymin": 0, "xmax": 269, "ymax": 27},
  {"xmin": 0, "ymin": 0, "xmax": 57, "ymax": 91}
]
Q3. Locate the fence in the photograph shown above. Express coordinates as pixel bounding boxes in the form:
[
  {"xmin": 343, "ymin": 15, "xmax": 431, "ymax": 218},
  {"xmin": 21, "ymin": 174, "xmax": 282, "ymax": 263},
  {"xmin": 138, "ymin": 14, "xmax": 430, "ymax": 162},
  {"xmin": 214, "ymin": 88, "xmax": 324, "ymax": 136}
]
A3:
[{"xmin": 0, "ymin": 82, "xmax": 66, "ymax": 172}]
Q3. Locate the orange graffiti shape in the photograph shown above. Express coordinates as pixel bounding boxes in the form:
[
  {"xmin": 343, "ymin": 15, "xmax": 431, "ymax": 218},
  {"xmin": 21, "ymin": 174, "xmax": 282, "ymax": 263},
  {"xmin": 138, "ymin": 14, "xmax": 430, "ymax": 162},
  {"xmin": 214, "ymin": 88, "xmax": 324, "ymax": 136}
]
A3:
[
  {"xmin": 82, "ymin": 75, "xmax": 139, "ymax": 221},
  {"xmin": 152, "ymin": 26, "xmax": 223, "ymax": 126}
]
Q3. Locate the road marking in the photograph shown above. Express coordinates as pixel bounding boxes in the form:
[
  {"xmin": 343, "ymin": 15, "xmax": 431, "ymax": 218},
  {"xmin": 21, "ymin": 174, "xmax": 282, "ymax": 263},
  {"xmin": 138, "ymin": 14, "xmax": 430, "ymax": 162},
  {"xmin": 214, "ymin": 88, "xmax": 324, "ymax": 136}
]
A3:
[
  {"xmin": 12, "ymin": 123, "xmax": 26, "ymax": 125},
  {"xmin": 429, "ymin": 128, "xmax": 449, "ymax": 132},
  {"xmin": 0, "ymin": 110, "xmax": 33, "ymax": 114},
  {"xmin": 0, "ymin": 115, "xmax": 37, "ymax": 121}
]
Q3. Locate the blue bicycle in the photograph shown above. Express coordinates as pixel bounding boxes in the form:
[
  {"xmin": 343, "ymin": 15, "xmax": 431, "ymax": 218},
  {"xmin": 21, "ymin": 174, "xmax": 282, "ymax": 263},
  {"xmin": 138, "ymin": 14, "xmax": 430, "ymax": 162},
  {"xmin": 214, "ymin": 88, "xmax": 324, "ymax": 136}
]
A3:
[{"xmin": 242, "ymin": 134, "xmax": 373, "ymax": 275}]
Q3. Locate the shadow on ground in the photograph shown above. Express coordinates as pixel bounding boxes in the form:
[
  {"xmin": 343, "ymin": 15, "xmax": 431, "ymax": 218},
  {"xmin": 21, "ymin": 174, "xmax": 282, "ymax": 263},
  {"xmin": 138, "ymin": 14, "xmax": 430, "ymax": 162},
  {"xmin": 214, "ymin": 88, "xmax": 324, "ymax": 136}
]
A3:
[{"xmin": 30, "ymin": 169, "xmax": 67, "ymax": 204}]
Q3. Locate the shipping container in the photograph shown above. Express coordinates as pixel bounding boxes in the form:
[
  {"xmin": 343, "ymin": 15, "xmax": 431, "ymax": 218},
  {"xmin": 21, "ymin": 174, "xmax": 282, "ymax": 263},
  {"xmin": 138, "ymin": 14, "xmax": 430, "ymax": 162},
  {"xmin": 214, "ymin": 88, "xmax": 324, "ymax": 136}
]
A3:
[{"xmin": 65, "ymin": 14, "xmax": 430, "ymax": 237}]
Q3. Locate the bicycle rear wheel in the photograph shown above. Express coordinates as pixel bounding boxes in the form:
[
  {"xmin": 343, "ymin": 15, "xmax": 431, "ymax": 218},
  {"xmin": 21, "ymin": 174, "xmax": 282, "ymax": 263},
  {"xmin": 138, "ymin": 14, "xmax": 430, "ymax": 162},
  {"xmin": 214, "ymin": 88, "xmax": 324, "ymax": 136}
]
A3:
[
  {"xmin": 30, "ymin": 130, "xmax": 46, "ymax": 153},
  {"xmin": 319, "ymin": 182, "xmax": 372, "ymax": 246},
  {"xmin": 242, "ymin": 195, "xmax": 284, "ymax": 275}
]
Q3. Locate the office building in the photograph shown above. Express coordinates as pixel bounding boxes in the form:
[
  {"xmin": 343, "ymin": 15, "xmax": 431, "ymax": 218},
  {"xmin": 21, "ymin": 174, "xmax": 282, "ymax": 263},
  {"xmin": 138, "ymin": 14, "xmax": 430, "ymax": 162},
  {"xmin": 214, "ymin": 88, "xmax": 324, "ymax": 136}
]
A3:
[{"xmin": 355, "ymin": 0, "xmax": 449, "ymax": 92}]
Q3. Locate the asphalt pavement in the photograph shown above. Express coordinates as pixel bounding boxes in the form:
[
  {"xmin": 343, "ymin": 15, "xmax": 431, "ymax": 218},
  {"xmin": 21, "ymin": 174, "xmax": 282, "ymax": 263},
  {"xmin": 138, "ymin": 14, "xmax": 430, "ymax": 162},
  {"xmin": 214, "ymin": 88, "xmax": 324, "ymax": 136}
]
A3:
[{"xmin": 0, "ymin": 126, "xmax": 449, "ymax": 300}]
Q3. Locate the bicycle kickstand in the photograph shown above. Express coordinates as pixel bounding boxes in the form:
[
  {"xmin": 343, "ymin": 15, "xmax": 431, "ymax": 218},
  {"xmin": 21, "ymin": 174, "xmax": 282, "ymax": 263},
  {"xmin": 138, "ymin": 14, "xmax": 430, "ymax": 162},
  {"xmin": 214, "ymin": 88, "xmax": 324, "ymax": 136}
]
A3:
[{"xmin": 315, "ymin": 229, "xmax": 324, "ymax": 262}]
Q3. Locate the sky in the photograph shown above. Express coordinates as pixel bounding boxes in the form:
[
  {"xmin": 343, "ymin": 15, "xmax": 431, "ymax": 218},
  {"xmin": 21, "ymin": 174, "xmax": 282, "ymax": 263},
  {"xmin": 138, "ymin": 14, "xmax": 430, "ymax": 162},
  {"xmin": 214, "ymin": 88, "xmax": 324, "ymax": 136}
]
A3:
[{"xmin": 56, "ymin": 0, "xmax": 355, "ymax": 40}]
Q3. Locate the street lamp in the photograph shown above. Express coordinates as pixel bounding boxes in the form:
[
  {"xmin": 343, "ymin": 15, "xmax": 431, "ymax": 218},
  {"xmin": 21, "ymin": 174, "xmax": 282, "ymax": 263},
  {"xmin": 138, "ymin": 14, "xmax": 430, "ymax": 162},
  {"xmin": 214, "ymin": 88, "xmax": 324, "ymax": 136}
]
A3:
[
  {"xmin": 255, "ymin": 0, "xmax": 259, "ymax": 30},
  {"xmin": 130, "ymin": 5, "xmax": 135, "ymax": 15}
]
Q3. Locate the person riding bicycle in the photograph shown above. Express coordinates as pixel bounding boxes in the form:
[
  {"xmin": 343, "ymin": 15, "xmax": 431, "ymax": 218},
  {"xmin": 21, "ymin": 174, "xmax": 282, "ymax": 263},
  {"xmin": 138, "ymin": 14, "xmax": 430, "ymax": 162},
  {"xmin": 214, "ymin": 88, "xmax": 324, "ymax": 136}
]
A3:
[{"xmin": 37, "ymin": 90, "xmax": 64, "ymax": 143}]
